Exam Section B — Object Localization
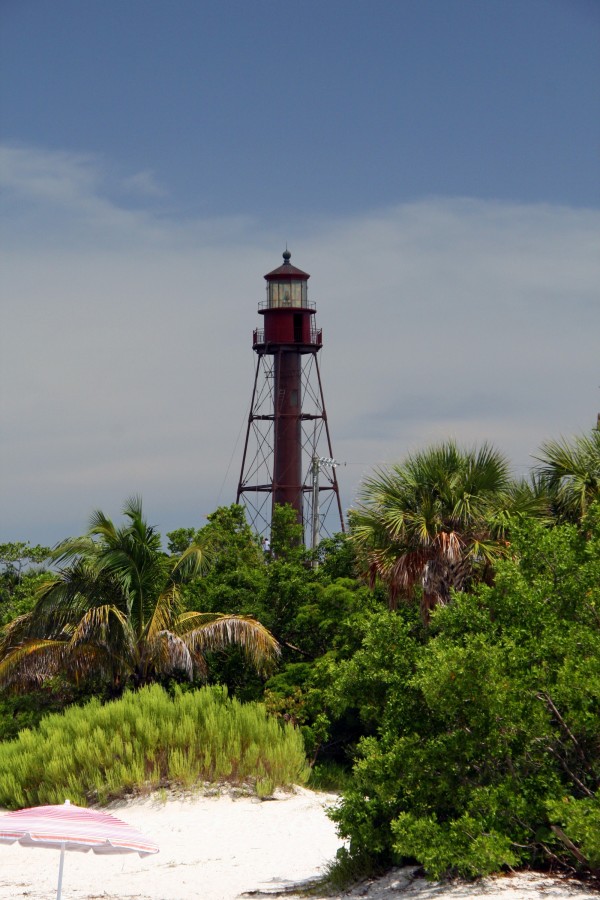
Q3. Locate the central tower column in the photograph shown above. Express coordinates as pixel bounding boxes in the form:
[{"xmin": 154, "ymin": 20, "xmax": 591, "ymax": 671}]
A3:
[{"xmin": 273, "ymin": 348, "xmax": 302, "ymax": 516}]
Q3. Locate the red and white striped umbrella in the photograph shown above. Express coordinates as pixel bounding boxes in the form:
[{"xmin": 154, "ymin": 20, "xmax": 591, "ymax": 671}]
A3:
[{"xmin": 0, "ymin": 799, "xmax": 159, "ymax": 899}]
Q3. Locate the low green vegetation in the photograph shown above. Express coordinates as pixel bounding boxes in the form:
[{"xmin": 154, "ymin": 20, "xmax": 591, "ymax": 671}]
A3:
[
  {"xmin": 328, "ymin": 511, "xmax": 600, "ymax": 880},
  {"xmin": 0, "ymin": 683, "xmax": 309, "ymax": 808},
  {"xmin": 0, "ymin": 427, "xmax": 598, "ymax": 883}
]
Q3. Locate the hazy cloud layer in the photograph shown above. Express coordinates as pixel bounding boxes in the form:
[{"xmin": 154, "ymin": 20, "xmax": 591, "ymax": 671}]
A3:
[{"xmin": 2, "ymin": 145, "xmax": 599, "ymax": 544}]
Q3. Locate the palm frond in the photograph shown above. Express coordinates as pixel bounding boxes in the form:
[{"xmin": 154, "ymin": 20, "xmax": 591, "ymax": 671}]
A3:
[
  {"xmin": 33, "ymin": 563, "xmax": 126, "ymax": 630},
  {"xmin": 178, "ymin": 614, "xmax": 280, "ymax": 673},
  {"xmin": 348, "ymin": 440, "xmax": 540, "ymax": 614},
  {"xmin": 51, "ymin": 535, "xmax": 97, "ymax": 566},
  {"xmin": 0, "ymin": 612, "xmax": 39, "ymax": 656},
  {"xmin": 534, "ymin": 430, "xmax": 600, "ymax": 520},
  {"xmin": 387, "ymin": 549, "xmax": 432, "ymax": 601},
  {"xmin": 433, "ymin": 530, "xmax": 463, "ymax": 561},
  {"xmin": 122, "ymin": 494, "xmax": 145, "ymax": 523},
  {"xmin": 88, "ymin": 508, "xmax": 121, "ymax": 542},
  {"xmin": 143, "ymin": 631, "xmax": 196, "ymax": 681},
  {"xmin": 1, "ymin": 498, "xmax": 278, "ymax": 692},
  {"xmin": 0, "ymin": 639, "xmax": 68, "ymax": 690},
  {"xmin": 170, "ymin": 541, "xmax": 212, "ymax": 582},
  {"xmin": 145, "ymin": 586, "xmax": 180, "ymax": 640},
  {"xmin": 70, "ymin": 604, "xmax": 129, "ymax": 645}
]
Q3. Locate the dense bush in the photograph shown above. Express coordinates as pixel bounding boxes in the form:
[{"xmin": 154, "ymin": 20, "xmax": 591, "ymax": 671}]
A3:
[
  {"xmin": 0, "ymin": 684, "xmax": 309, "ymax": 808},
  {"xmin": 177, "ymin": 505, "xmax": 381, "ymax": 758},
  {"xmin": 329, "ymin": 509, "xmax": 600, "ymax": 879}
]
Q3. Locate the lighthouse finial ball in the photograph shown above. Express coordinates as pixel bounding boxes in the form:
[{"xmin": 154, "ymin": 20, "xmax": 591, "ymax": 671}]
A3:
[{"xmin": 282, "ymin": 249, "xmax": 291, "ymax": 263}]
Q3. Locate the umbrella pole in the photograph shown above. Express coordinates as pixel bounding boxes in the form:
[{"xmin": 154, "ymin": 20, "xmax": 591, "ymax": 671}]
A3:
[{"xmin": 56, "ymin": 842, "xmax": 66, "ymax": 900}]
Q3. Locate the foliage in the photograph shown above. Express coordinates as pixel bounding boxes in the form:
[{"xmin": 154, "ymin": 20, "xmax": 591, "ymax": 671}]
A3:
[
  {"xmin": 270, "ymin": 503, "xmax": 306, "ymax": 561},
  {"xmin": 546, "ymin": 797, "xmax": 600, "ymax": 871},
  {"xmin": 0, "ymin": 572, "xmax": 49, "ymax": 627},
  {"xmin": 310, "ymin": 533, "xmax": 357, "ymax": 580},
  {"xmin": 167, "ymin": 504, "xmax": 264, "ymax": 573},
  {"xmin": 172, "ymin": 505, "xmax": 271, "ymax": 699},
  {"xmin": 329, "ymin": 509, "xmax": 600, "ymax": 879},
  {"xmin": 0, "ymin": 542, "xmax": 52, "ymax": 625},
  {"xmin": 323, "ymin": 845, "xmax": 387, "ymax": 891},
  {"xmin": 350, "ymin": 441, "xmax": 546, "ymax": 620},
  {"xmin": 0, "ymin": 542, "xmax": 51, "ymax": 583},
  {"xmin": 0, "ymin": 682, "xmax": 99, "ymax": 743},
  {"xmin": 534, "ymin": 428, "xmax": 600, "ymax": 523},
  {"xmin": 307, "ymin": 760, "xmax": 355, "ymax": 793},
  {"xmin": 7, "ymin": 440, "xmax": 600, "ymax": 881},
  {"xmin": 391, "ymin": 813, "xmax": 519, "ymax": 880},
  {"xmin": 263, "ymin": 580, "xmax": 383, "ymax": 764},
  {"xmin": 179, "ymin": 505, "xmax": 378, "ymax": 734},
  {"xmin": 0, "ymin": 683, "xmax": 309, "ymax": 808},
  {"xmin": 0, "ymin": 498, "xmax": 279, "ymax": 693},
  {"xmin": 169, "ymin": 505, "xmax": 381, "ymax": 766}
]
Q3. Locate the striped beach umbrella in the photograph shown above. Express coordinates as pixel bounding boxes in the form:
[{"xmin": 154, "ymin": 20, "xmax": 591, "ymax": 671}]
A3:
[{"xmin": 0, "ymin": 799, "xmax": 159, "ymax": 899}]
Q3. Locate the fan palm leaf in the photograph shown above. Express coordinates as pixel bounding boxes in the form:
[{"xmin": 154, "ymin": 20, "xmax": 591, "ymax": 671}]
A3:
[
  {"xmin": 351, "ymin": 441, "xmax": 544, "ymax": 620},
  {"xmin": 534, "ymin": 430, "xmax": 600, "ymax": 521}
]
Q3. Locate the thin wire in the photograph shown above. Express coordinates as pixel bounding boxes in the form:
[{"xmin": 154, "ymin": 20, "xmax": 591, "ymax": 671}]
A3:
[{"xmin": 215, "ymin": 358, "xmax": 255, "ymax": 507}]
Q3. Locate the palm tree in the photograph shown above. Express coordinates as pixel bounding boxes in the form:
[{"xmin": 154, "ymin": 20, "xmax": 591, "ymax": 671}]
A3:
[
  {"xmin": 351, "ymin": 441, "xmax": 544, "ymax": 621},
  {"xmin": 533, "ymin": 429, "xmax": 600, "ymax": 523},
  {"xmin": 0, "ymin": 497, "xmax": 279, "ymax": 692}
]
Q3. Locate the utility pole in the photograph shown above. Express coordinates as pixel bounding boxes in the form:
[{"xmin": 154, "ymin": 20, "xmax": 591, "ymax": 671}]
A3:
[{"xmin": 311, "ymin": 456, "xmax": 341, "ymax": 553}]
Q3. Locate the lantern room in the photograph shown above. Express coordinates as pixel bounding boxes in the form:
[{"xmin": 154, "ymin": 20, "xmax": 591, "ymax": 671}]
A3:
[
  {"xmin": 265, "ymin": 249, "xmax": 309, "ymax": 308},
  {"xmin": 256, "ymin": 250, "xmax": 320, "ymax": 348}
]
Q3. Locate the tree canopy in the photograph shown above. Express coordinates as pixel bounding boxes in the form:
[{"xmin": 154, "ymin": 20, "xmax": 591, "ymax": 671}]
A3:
[
  {"xmin": 0, "ymin": 498, "xmax": 279, "ymax": 693},
  {"xmin": 534, "ymin": 428, "xmax": 600, "ymax": 522},
  {"xmin": 350, "ymin": 441, "xmax": 545, "ymax": 620},
  {"xmin": 330, "ymin": 506, "xmax": 600, "ymax": 879}
]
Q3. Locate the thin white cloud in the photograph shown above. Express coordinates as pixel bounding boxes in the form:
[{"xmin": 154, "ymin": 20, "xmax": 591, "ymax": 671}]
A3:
[
  {"xmin": 1, "ymin": 144, "xmax": 599, "ymax": 544},
  {"xmin": 0, "ymin": 144, "xmax": 100, "ymax": 206},
  {"xmin": 0, "ymin": 145, "xmax": 153, "ymax": 251},
  {"xmin": 0, "ymin": 144, "xmax": 258, "ymax": 250},
  {"xmin": 121, "ymin": 169, "xmax": 168, "ymax": 199}
]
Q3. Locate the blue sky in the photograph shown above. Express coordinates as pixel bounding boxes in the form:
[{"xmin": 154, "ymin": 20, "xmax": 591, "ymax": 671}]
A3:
[
  {"xmin": 1, "ymin": 0, "xmax": 599, "ymax": 545},
  {"xmin": 3, "ymin": 0, "xmax": 599, "ymax": 216}
]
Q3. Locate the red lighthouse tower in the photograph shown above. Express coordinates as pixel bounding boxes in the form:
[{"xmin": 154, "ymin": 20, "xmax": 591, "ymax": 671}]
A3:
[{"xmin": 236, "ymin": 250, "xmax": 344, "ymax": 545}]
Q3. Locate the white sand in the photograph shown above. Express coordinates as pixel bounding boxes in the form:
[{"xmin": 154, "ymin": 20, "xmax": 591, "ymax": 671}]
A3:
[{"xmin": 0, "ymin": 788, "xmax": 597, "ymax": 900}]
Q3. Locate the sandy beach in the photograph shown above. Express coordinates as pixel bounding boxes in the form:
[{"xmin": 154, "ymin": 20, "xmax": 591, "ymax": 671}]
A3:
[{"xmin": 0, "ymin": 787, "xmax": 597, "ymax": 900}]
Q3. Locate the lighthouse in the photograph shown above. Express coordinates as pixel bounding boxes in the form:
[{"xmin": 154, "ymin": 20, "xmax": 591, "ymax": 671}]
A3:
[{"xmin": 236, "ymin": 250, "xmax": 344, "ymax": 545}]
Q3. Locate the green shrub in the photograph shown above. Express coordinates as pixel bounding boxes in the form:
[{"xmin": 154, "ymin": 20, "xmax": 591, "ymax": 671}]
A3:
[
  {"xmin": 308, "ymin": 761, "xmax": 353, "ymax": 793},
  {"xmin": 546, "ymin": 797, "xmax": 600, "ymax": 871},
  {"xmin": 391, "ymin": 813, "xmax": 518, "ymax": 880},
  {"xmin": 329, "ymin": 513, "xmax": 600, "ymax": 879},
  {"xmin": 0, "ymin": 684, "xmax": 309, "ymax": 808}
]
